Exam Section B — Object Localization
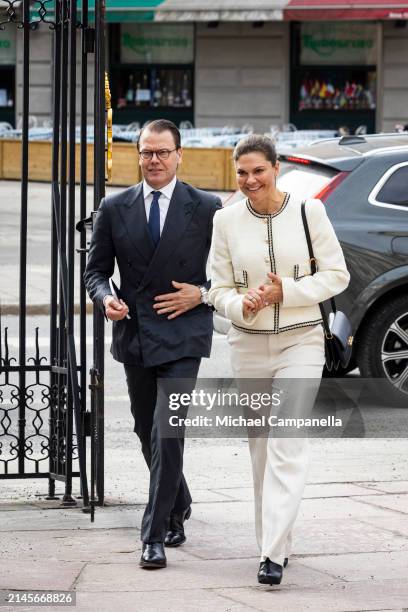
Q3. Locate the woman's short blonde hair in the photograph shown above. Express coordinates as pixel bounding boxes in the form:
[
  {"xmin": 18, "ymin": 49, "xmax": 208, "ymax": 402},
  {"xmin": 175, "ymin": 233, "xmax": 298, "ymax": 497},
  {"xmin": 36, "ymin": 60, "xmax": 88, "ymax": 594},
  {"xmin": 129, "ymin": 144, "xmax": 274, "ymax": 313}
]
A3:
[{"xmin": 233, "ymin": 134, "xmax": 277, "ymax": 165}]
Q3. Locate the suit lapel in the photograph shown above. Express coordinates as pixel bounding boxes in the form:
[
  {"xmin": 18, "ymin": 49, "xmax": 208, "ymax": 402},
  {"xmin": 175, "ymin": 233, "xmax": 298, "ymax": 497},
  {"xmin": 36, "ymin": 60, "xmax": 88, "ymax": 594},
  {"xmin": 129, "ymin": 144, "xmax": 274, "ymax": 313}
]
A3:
[
  {"xmin": 139, "ymin": 180, "xmax": 198, "ymax": 290},
  {"xmin": 117, "ymin": 183, "xmax": 155, "ymax": 264}
]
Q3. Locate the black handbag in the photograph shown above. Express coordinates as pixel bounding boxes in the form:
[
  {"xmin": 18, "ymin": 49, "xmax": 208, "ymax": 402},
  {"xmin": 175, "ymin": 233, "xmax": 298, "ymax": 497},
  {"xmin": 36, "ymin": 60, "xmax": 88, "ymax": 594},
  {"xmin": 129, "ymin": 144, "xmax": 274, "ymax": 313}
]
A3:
[{"xmin": 301, "ymin": 201, "xmax": 353, "ymax": 372}]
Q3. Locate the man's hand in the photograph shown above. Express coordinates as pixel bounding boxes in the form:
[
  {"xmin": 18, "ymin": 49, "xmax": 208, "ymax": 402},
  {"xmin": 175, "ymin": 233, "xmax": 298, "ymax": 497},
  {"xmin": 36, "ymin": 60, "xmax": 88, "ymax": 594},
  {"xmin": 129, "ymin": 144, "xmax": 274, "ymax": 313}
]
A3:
[
  {"xmin": 258, "ymin": 272, "xmax": 283, "ymax": 306},
  {"xmin": 104, "ymin": 296, "xmax": 129, "ymax": 321},
  {"xmin": 153, "ymin": 281, "xmax": 201, "ymax": 320}
]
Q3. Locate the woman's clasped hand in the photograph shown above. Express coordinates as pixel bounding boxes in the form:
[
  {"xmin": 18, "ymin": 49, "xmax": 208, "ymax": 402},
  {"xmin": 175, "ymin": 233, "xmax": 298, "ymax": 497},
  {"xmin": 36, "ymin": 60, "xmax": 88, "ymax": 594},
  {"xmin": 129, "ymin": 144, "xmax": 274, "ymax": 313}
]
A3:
[{"xmin": 243, "ymin": 272, "xmax": 283, "ymax": 316}]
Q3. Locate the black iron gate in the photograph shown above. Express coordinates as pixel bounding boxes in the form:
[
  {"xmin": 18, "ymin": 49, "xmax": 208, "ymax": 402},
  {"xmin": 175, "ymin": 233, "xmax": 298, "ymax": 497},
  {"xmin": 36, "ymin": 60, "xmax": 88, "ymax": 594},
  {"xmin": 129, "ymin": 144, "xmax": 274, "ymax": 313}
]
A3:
[{"xmin": 0, "ymin": 0, "xmax": 107, "ymax": 520}]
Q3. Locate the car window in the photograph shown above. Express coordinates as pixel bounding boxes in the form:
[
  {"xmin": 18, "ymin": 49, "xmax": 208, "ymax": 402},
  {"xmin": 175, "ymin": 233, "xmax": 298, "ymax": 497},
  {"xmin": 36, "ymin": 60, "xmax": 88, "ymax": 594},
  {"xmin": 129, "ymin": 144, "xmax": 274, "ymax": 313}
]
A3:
[
  {"xmin": 376, "ymin": 166, "xmax": 408, "ymax": 207},
  {"xmin": 278, "ymin": 163, "xmax": 336, "ymax": 200}
]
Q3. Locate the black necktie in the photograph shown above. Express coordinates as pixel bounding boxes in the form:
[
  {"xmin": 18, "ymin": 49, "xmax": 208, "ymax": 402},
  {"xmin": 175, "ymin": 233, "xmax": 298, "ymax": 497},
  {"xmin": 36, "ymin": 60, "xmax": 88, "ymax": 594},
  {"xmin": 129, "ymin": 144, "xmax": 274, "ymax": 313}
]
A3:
[{"xmin": 148, "ymin": 190, "xmax": 161, "ymax": 247}]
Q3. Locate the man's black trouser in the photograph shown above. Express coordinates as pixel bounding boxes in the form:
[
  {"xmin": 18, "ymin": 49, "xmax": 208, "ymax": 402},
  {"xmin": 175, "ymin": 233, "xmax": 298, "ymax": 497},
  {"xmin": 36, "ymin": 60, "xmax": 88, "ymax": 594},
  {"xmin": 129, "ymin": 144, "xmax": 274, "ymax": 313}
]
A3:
[{"xmin": 124, "ymin": 357, "xmax": 200, "ymax": 543}]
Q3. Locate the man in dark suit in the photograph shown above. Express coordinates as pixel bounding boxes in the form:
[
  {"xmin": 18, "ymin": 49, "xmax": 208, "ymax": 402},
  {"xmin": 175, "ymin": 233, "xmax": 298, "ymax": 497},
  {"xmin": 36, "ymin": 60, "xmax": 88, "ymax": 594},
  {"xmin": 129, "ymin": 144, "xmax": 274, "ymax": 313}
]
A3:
[{"xmin": 84, "ymin": 119, "xmax": 221, "ymax": 569}]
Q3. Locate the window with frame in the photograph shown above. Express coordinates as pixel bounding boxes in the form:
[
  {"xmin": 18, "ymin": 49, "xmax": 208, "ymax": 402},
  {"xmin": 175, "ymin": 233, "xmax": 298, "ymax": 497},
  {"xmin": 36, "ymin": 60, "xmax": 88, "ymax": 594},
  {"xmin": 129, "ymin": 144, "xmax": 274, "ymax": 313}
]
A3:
[{"xmin": 376, "ymin": 166, "xmax": 408, "ymax": 207}]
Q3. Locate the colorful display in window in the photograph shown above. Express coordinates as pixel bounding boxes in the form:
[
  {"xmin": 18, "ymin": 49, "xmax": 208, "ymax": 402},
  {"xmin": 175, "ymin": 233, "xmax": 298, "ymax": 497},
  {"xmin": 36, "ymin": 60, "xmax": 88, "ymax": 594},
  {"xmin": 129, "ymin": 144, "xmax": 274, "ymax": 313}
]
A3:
[{"xmin": 299, "ymin": 77, "xmax": 376, "ymax": 111}]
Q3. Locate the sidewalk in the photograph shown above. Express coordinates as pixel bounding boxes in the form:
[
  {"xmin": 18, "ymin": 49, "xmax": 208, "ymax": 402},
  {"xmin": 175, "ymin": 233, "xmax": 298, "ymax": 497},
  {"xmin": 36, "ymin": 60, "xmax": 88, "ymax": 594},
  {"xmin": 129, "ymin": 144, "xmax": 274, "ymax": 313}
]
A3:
[{"xmin": 1, "ymin": 437, "xmax": 408, "ymax": 611}]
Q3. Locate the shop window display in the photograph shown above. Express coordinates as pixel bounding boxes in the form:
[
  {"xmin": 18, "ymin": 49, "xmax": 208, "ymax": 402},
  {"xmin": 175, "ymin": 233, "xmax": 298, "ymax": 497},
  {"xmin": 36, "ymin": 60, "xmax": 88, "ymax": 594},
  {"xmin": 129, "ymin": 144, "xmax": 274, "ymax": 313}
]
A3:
[
  {"xmin": 298, "ymin": 73, "xmax": 376, "ymax": 112},
  {"xmin": 117, "ymin": 68, "xmax": 193, "ymax": 110},
  {"xmin": 109, "ymin": 23, "xmax": 194, "ymax": 126},
  {"xmin": 290, "ymin": 22, "xmax": 378, "ymax": 133}
]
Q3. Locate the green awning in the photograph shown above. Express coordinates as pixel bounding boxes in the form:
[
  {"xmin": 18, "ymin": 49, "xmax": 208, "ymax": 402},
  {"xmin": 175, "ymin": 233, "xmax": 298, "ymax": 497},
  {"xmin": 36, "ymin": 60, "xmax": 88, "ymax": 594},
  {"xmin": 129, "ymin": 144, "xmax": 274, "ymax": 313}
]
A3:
[
  {"xmin": 87, "ymin": 1, "xmax": 159, "ymax": 22},
  {"xmin": 29, "ymin": 1, "xmax": 158, "ymax": 23},
  {"xmin": 30, "ymin": 1, "xmax": 285, "ymax": 23}
]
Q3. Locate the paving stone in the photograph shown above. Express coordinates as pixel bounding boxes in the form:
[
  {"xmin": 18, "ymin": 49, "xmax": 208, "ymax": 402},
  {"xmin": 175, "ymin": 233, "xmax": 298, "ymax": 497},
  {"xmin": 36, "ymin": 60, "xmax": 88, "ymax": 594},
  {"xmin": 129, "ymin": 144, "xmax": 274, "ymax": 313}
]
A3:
[
  {"xmin": 0, "ymin": 560, "xmax": 84, "ymax": 591},
  {"xmin": 0, "ymin": 529, "xmax": 140, "ymax": 563},
  {"xmin": 0, "ymin": 502, "xmax": 38, "ymax": 511},
  {"xmin": 210, "ymin": 487, "xmax": 254, "ymax": 502},
  {"xmin": 300, "ymin": 550, "xmax": 408, "ymax": 582},
  {"xmin": 189, "ymin": 515, "xmax": 408, "ymax": 560},
  {"xmin": 74, "ymin": 590, "xmax": 251, "ymax": 612},
  {"xmin": 182, "ymin": 531, "xmax": 259, "ymax": 561},
  {"xmin": 303, "ymin": 483, "xmax": 383, "ymax": 499},
  {"xmin": 214, "ymin": 579, "xmax": 408, "ymax": 612},
  {"xmin": 356, "ymin": 516, "xmax": 408, "ymax": 539},
  {"xmin": 75, "ymin": 558, "xmax": 341, "ymax": 592},
  {"xmin": 189, "ymin": 501, "xmax": 254, "ymax": 525},
  {"xmin": 352, "ymin": 494, "xmax": 408, "ymax": 514},
  {"xmin": 0, "ymin": 506, "xmax": 144, "ymax": 532},
  {"xmin": 297, "ymin": 496, "xmax": 400, "ymax": 521},
  {"xmin": 355, "ymin": 481, "xmax": 408, "ymax": 494},
  {"xmin": 291, "ymin": 518, "xmax": 408, "ymax": 555},
  {"xmin": 188, "ymin": 489, "xmax": 234, "ymax": 503},
  {"xmin": 210, "ymin": 482, "xmax": 383, "ymax": 504},
  {"xmin": 103, "ymin": 487, "xmax": 232, "ymax": 505}
]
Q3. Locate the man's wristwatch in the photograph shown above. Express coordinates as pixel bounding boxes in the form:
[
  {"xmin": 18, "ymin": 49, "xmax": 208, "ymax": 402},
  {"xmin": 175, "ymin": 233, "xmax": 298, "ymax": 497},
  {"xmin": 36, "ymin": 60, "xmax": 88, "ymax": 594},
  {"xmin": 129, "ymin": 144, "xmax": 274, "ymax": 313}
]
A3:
[{"xmin": 198, "ymin": 285, "xmax": 211, "ymax": 306}]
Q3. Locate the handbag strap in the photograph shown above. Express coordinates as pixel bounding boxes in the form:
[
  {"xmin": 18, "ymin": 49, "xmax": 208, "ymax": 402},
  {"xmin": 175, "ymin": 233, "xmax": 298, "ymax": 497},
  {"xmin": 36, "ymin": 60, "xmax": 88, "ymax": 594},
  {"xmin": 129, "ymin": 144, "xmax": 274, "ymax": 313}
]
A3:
[{"xmin": 301, "ymin": 200, "xmax": 336, "ymax": 337}]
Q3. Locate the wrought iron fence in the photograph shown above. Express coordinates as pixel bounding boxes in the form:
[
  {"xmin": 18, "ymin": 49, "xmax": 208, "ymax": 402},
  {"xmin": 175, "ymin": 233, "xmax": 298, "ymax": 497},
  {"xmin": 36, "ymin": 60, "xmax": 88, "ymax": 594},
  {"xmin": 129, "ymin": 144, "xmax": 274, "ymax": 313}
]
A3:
[{"xmin": 0, "ymin": 0, "xmax": 106, "ymax": 521}]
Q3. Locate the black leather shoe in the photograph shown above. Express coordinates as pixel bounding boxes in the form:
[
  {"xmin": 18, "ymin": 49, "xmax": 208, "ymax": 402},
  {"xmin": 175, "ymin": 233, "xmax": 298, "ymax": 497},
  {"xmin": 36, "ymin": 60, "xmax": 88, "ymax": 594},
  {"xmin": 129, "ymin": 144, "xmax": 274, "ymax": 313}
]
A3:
[
  {"xmin": 257, "ymin": 558, "xmax": 283, "ymax": 585},
  {"xmin": 284, "ymin": 557, "xmax": 289, "ymax": 568},
  {"xmin": 140, "ymin": 542, "xmax": 166, "ymax": 569},
  {"xmin": 164, "ymin": 506, "xmax": 192, "ymax": 547}
]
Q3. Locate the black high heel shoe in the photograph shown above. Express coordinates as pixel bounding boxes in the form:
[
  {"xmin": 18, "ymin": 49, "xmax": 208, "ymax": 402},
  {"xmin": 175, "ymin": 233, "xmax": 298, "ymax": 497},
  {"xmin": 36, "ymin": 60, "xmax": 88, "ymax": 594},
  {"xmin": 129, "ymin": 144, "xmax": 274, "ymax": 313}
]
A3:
[{"xmin": 257, "ymin": 558, "xmax": 283, "ymax": 585}]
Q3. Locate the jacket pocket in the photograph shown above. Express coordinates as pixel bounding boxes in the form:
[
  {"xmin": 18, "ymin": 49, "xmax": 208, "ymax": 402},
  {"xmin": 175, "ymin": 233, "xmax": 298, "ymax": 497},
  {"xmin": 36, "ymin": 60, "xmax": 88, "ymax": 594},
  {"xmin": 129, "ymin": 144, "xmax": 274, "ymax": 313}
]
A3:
[
  {"xmin": 234, "ymin": 269, "xmax": 248, "ymax": 288},
  {"xmin": 294, "ymin": 262, "xmax": 314, "ymax": 281}
]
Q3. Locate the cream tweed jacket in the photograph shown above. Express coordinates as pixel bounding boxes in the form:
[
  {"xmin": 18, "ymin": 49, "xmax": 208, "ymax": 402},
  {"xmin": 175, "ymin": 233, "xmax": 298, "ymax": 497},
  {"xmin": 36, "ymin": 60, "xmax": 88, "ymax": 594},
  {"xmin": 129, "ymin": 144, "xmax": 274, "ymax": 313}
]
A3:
[{"xmin": 209, "ymin": 193, "xmax": 350, "ymax": 334}]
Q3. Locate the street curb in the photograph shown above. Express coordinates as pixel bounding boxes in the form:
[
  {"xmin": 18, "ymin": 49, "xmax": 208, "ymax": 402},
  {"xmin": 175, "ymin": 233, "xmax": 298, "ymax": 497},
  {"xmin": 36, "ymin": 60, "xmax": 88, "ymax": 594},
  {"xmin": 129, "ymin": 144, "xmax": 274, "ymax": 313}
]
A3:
[{"xmin": 1, "ymin": 303, "xmax": 94, "ymax": 316}]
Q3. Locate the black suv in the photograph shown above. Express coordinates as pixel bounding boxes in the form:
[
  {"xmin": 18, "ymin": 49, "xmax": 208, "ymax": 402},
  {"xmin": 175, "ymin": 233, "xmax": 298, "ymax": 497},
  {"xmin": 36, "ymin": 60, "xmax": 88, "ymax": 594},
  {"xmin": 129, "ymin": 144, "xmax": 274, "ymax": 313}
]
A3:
[{"xmin": 277, "ymin": 133, "xmax": 408, "ymax": 404}]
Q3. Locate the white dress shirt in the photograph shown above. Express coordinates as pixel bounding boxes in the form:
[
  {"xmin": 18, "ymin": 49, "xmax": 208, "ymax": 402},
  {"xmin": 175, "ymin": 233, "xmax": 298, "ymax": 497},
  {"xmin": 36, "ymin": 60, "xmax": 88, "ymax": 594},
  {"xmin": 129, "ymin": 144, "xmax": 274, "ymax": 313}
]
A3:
[{"xmin": 143, "ymin": 176, "xmax": 177, "ymax": 235}]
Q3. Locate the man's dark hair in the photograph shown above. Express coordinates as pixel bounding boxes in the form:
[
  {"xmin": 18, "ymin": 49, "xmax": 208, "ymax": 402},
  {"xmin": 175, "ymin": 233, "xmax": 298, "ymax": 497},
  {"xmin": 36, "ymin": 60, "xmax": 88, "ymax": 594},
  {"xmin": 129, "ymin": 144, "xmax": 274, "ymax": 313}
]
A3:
[
  {"xmin": 137, "ymin": 119, "xmax": 181, "ymax": 150},
  {"xmin": 233, "ymin": 134, "xmax": 277, "ymax": 165}
]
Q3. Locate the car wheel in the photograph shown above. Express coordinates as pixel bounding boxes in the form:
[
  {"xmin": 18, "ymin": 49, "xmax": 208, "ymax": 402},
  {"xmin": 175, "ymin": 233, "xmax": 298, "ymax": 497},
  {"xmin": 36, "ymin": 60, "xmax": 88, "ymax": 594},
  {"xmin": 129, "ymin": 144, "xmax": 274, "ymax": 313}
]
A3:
[{"xmin": 357, "ymin": 295, "xmax": 408, "ymax": 406}]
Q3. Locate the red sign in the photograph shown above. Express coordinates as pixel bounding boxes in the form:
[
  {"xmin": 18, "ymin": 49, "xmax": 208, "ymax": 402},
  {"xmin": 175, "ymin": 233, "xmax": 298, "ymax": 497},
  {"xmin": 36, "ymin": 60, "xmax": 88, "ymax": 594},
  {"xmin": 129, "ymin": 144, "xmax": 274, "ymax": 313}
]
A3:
[{"xmin": 285, "ymin": 0, "xmax": 408, "ymax": 20}]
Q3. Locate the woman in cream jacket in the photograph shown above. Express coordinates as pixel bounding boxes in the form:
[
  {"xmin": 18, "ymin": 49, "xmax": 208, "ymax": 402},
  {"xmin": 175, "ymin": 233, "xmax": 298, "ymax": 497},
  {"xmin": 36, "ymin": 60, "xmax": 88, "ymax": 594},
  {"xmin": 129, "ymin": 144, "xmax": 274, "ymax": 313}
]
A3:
[{"xmin": 209, "ymin": 135, "xmax": 350, "ymax": 586}]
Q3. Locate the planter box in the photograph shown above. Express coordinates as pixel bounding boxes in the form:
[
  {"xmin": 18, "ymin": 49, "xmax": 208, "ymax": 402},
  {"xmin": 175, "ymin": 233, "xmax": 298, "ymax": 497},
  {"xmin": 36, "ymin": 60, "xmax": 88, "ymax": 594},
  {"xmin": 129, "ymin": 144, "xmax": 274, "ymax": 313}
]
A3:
[
  {"xmin": 0, "ymin": 140, "xmax": 236, "ymax": 191},
  {"xmin": 3, "ymin": 140, "xmax": 53, "ymax": 181},
  {"xmin": 110, "ymin": 142, "xmax": 140, "ymax": 186},
  {"xmin": 178, "ymin": 147, "xmax": 229, "ymax": 191},
  {"xmin": 74, "ymin": 142, "xmax": 140, "ymax": 185},
  {"xmin": 226, "ymin": 150, "xmax": 237, "ymax": 192}
]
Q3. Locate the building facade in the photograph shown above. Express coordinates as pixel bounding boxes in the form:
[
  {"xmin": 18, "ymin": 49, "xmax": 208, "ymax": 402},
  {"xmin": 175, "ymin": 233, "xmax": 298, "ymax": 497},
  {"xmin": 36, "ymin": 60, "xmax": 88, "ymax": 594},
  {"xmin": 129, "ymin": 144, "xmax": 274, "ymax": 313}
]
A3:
[{"xmin": 2, "ymin": 2, "xmax": 408, "ymax": 134}]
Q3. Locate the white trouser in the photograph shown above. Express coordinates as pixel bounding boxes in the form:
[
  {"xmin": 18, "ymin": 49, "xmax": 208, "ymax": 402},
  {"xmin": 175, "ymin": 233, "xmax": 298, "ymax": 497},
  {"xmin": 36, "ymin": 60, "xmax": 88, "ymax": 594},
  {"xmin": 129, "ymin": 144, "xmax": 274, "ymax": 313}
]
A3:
[{"xmin": 227, "ymin": 323, "xmax": 325, "ymax": 565}]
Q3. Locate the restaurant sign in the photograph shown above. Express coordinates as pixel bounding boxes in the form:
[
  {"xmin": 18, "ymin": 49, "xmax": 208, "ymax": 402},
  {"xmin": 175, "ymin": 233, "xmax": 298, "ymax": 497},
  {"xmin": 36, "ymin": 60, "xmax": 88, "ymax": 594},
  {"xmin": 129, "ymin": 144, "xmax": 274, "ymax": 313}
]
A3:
[
  {"xmin": 121, "ymin": 24, "xmax": 194, "ymax": 64},
  {"xmin": 300, "ymin": 23, "xmax": 377, "ymax": 66}
]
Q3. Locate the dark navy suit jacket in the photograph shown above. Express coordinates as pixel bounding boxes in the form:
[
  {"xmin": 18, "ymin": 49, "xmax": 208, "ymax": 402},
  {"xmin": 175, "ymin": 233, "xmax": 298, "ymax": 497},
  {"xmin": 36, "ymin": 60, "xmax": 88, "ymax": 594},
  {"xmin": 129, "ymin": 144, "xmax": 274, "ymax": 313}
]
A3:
[{"xmin": 84, "ymin": 180, "xmax": 222, "ymax": 366}]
